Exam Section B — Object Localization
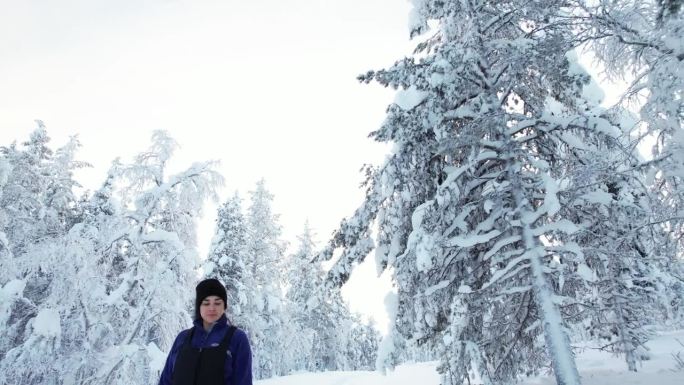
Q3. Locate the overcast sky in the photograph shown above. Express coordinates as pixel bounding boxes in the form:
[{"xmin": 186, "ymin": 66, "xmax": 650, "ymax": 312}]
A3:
[{"xmin": 1, "ymin": 0, "xmax": 419, "ymax": 333}]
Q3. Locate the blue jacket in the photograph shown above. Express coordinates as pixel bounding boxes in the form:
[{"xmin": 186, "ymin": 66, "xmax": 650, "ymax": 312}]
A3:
[{"xmin": 158, "ymin": 315, "xmax": 253, "ymax": 385}]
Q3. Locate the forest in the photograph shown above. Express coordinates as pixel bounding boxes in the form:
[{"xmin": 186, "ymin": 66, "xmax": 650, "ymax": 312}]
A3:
[{"xmin": 1, "ymin": 1, "xmax": 683, "ymax": 385}]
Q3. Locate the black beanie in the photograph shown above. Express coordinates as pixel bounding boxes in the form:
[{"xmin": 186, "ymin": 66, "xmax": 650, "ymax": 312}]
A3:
[{"xmin": 195, "ymin": 278, "xmax": 227, "ymax": 320}]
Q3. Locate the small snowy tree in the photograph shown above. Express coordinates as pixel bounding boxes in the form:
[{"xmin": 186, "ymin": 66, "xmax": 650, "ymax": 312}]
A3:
[
  {"xmin": 310, "ymin": 288, "xmax": 355, "ymax": 371},
  {"xmin": 285, "ymin": 222, "xmax": 376, "ymax": 372},
  {"xmin": 345, "ymin": 315, "xmax": 381, "ymax": 371}
]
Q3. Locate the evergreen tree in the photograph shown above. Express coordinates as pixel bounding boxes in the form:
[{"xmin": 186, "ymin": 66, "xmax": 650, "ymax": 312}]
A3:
[
  {"xmin": 345, "ymin": 315, "xmax": 381, "ymax": 371},
  {"xmin": 317, "ymin": 2, "xmax": 647, "ymax": 384},
  {"xmin": 0, "ymin": 156, "xmax": 16, "ymax": 288},
  {"xmin": 0, "ymin": 123, "xmax": 63, "ymax": 263},
  {"xmin": 309, "ymin": 288, "xmax": 354, "ymax": 371},
  {"xmin": 86, "ymin": 130, "xmax": 222, "ymax": 385},
  {"xmin": 0, "ymin": 129, "xmax": 222, "ymax": 385},
  {"xmin": 286, "ymin": 222, "xmax": 381, "ymax": 373},
  {"xmin": 285, "ymin": 223, "xmax": 320, "ymax": 372},
  {"xmin": 204, "ymin": 192, "xmax": 250, "ymax": 326},
  {"xmin": 0, "ymin": 124, "xmax": 85, "ymax": 383},
  {"xmin": 243, "ymin": 179, "xmax": 290, "ymax": 378},
  {"xmin": 571, "ymin": 0, "xmax": 684, "ymax": 340},
  {"xmin": 562, "ymin": 169, "xmax": 658, "ymax": 371}
]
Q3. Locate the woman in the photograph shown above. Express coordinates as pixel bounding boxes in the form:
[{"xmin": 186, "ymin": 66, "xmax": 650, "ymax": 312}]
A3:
[{"xmin": 159, "ymin": 278, "xmax": 253, "ymax": 385}]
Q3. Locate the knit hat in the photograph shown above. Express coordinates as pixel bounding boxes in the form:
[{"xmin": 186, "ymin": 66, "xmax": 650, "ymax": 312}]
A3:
[{"xmin": 195, "ymin": 278, "xmax": 227, "ymax": 320}]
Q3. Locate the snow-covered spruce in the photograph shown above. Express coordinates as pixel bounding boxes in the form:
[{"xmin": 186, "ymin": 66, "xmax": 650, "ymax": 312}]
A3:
[
  {"xmin": 204, "ymin": 192, "xmax": 251, "ymax": 327},
  {"xmin": 317, "ymin": 1, "xmax": 680, "ymax": 384},
  {"xmin": 204, "ymin": 188, "xmax": 381, "ymax": 379},
  {"xmin": 202, "ymin": 182, "xmax": 291, "ymax": 379},
  {"xmin": 568, "ymin": 0, "xmax": 684, "ymax": 344},
  {"xmin": 285, "ymin": 223, "xmax": 380, "ymax": 372},
  {"xmin": 0, "ymin": 129, "xmax": 222, "ymax": 385}
]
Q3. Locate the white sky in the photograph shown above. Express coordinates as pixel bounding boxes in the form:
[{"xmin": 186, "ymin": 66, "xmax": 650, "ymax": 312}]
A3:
[{"xmin": 0, "ymin": 0, "xmax": 417, "ymax": 333}]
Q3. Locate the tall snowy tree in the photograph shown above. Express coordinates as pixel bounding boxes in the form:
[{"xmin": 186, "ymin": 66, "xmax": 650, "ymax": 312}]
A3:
[
  {"xmin": 560, "ymin": 163, "xmax": 659, "ymax": 371},
  {"xmin": 83, "ymin": 130, "xmax": 223, "ymax": 385},
  {"xmin": 242, "ymin": 179, "xmax": 290, "ymax": 379},
  {"xmin": 0, "ymin": 156, "xmax": 13, "ymax": 286},
  {"xmin": 570, "ymin": 0, "xmax": 684, "ymax": 333},
  {"xmin": 316, "ymin": 1, "xmax": 651, "ymax": 384},
  {"xmin": 284, "ymin": 223, "xmax": 320, "ymax": 372},
  {"xmin": 0, "ymin": 124, "xmax": 87, "ymax": 384},
  {"xmin": 204, "ymin": 192, "xmax": 251, "ymax": 326}
]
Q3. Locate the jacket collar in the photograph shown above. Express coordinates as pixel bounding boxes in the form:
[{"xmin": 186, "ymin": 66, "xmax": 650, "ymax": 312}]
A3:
[{"xmin": 193, "ymin": 313, "xmax": 228, "ymax": 332}]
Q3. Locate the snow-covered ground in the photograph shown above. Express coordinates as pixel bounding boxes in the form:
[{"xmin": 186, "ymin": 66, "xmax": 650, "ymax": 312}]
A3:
[
  {"xmin": 257, "ymin": 331, "xmax": 684, "ymax": 385},
  {"xmin": 257, "ymin": 362, "xmax": 439, "ymax": 385}
]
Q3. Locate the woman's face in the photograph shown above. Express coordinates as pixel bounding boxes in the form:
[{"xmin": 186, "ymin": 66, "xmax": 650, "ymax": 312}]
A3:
[{"xmin": 200, "ymin": 295, "xmax": 225, "ymax": 324}]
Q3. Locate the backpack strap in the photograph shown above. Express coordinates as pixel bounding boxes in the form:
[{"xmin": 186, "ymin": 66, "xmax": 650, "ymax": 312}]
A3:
[
  {"xmin": 219, "ymin": 326, "xmax": 237, "ymax": 350},
  {"xmin": 183, "ymin": 327, "xmax": 195, "ymax": 346}
]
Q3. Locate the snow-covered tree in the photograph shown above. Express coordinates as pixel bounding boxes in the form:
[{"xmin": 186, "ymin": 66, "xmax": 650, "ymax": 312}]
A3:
[
  {"xmin": 284, "ymin": 223, "xmax": 319, "ymax": 372},
  {"xmin": 345, "ymin": 315, "xmax": 381, "ymax": 371},
  {"xmin": 570, "ymin": 0, "xmax": 684, "ymax": 338},
  {"xmin": 284, "ymin": 223, "xmax": 351, "ymax": 372},
  {"xmin": 242, "ymin": 179, "xmax": 290, "ymax": 378},
  {"xmin": 309, "ymin": 288, "xmax": 355, "ymax": 371},
  {"xmin": 84, "ymin": 130, "xmax": 223, "ymax": 385},
  {"xmin": 0, "ymin": 156, "xmax": 14, "ymax": 292},
  {"xmin": 0, "ymin": 123, "xmax": 81, "ymax": 265},
  {"xmin": 571, "ymin": 1, "xmax": 683, "ymax": 180},
  {"xmin": 204, "ymin": 192, "xmax": 251, "ymax": 326},
  {"xmin": 562, "ymin": 168, "xmax": 659, "ymax": 371},
  {"xmin": 0, "ymin": 129, "xmax": 222, "ymax": 385},
  {"xmin": 317, "ymin": 1, "xmax": 651, "ymax": 384},
  {"xmin": 284, "ymin": 222, "xmax": 382, "ymax": 373},
  {"xmin": 0, "ymin": 124, "xmax": 86, "ymax": 381}
]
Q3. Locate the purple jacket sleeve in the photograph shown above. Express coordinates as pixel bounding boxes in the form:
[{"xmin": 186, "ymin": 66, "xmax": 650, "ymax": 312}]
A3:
[
  {"xmin": 158, "ymin": 330, "xmax": 187, "ymax": 385},
  {"xmin": 229, "ymin": 329, "xmax": 253, "ymax": 385}
]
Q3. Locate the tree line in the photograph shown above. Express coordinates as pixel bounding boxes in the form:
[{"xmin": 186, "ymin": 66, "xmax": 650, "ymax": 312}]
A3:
[{"xmin": 0, "ymin": 128, "xmax": 379, "ymax": 385}]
